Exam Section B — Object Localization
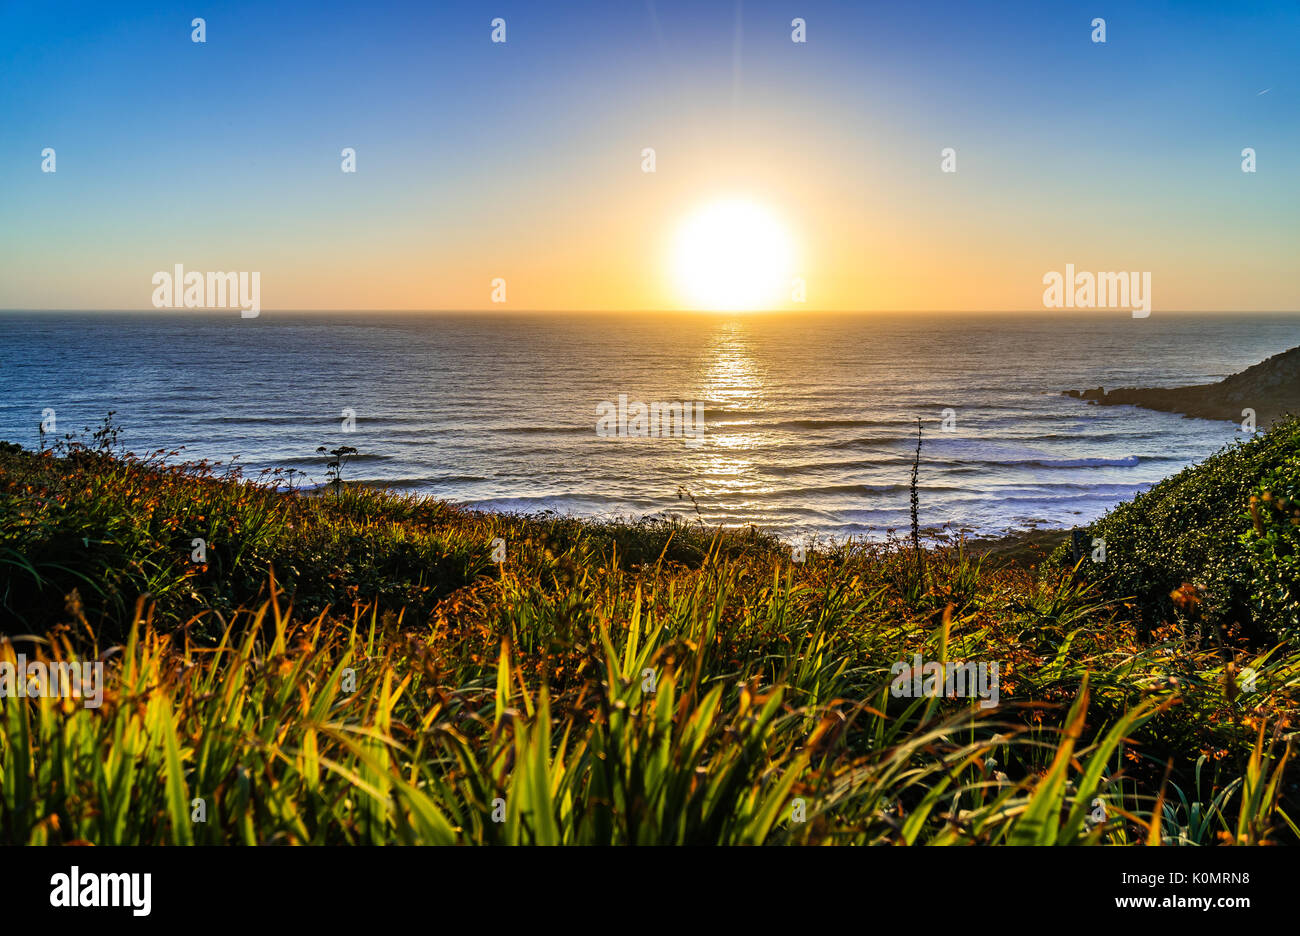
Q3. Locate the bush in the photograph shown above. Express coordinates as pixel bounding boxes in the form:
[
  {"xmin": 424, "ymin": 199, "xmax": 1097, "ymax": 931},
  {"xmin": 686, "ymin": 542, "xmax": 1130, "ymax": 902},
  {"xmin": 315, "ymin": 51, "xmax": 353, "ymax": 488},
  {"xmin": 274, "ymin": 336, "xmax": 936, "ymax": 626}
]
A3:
[
  {"xmin": 1052, "ymin": 417, "xmax": 1300, "ymax": 640},
  {"xmin": 1240, "ymin": 455, "xmax": 1300, "ymax": 635}
]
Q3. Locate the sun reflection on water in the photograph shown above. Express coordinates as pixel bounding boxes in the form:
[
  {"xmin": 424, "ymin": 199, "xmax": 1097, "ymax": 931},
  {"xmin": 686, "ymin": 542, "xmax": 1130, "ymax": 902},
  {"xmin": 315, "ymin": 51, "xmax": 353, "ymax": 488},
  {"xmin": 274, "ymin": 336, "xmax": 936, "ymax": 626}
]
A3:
[{"xmin": 684, "ymin": 319, "xmax": 773, "ymax": 505}]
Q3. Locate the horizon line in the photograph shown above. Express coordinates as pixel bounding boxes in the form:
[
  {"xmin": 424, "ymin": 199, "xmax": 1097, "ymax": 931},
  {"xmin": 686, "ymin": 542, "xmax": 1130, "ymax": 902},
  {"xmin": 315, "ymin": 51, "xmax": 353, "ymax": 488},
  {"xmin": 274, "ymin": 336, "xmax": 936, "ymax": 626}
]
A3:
[{"xmin": 5, "ymin": 308, "xmax": 1300, "ymax": 316}]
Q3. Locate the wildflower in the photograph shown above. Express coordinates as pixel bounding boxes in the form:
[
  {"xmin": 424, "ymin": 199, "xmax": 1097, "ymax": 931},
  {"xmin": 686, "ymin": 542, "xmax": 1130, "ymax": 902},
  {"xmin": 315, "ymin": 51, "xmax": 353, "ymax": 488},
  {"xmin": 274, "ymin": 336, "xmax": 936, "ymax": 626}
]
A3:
[{"xmin": 1170, "ymin": 583, "xmax": 1201, "ymax": 613}]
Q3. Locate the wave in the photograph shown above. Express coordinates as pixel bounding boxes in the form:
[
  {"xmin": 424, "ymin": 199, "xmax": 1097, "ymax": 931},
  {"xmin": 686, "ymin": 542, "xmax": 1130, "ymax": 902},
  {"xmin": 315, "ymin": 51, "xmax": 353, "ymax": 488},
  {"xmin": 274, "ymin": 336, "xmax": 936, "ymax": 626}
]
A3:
[
  {"xmin": 764, "ymin": 418, "xmax": 897, "ymax": 431},
  {"xmin": 826, "ymin": 437, "xmax": 912, "ymax": 451},
  {"xmin": 269, "ymin": 452, "xmax": 394, "ymax": 465},
  {"xmin": 486, "ymin": 425, "xmax": 590, "ymax": 435},
  {"xmin": 970, "ymin": 455, "xmax": 1140, "ymax": 468},
  {"xmin": 782, "ymin": 449, "xmax": 1143, "ymax": 470},
  {"xmin": 347, "ymin": 475, "xmax": 488, "ymax": 490},
  {"xmin": 939, "ymin": 489, "xmax": 1151, "ymax": 507},
  {"xmin": 209, "ymin": 414, "xmax": 412, "ymax": 426},
  {"xmin": 758, "ymin": 480, "xmax": 1152, "ymax": 500},
  {"xmin": 744, "ymin": 483, "xmax": 968, "ymax": 499}
]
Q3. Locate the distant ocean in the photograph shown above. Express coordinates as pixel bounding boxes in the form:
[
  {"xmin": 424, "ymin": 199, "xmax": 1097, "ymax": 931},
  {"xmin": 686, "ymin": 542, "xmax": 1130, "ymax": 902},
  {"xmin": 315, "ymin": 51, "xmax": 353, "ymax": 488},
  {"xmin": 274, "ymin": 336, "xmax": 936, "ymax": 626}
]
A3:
[{"xmin": 3, "ymin": 311, "xmax": 1298, "ymax": 541}]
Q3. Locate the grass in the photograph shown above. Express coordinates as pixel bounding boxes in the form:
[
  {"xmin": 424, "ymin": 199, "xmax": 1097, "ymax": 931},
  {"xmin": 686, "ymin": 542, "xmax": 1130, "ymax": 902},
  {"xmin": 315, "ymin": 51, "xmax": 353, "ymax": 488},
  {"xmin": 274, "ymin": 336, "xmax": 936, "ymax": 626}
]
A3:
[{"xmin": 1, "ymin": 426, "xmax": 1298, "ymax": 845}]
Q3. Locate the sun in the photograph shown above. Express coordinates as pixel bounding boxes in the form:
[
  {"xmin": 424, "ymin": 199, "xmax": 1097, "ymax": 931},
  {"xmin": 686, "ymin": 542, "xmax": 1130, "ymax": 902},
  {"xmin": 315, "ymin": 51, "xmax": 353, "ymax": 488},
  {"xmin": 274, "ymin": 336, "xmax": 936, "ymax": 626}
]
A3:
[{"xmin": 671, "ymin": 199, "xmax": 796, "ymax": 311}]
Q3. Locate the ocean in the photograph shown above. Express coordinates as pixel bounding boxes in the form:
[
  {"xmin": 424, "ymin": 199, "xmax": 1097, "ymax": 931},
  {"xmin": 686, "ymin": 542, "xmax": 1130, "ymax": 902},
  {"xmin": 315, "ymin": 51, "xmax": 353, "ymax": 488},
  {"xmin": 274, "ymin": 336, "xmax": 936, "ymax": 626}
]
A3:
[{"xmin": 3, "ymin": 311, "xmax": 1297, "ymax": 541}]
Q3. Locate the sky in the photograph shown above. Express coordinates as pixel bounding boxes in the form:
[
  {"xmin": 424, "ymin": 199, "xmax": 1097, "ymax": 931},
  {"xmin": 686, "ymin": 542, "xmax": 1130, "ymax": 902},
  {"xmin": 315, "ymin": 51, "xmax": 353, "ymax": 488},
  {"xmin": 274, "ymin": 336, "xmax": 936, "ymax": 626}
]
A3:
[{"xmin": 1, "ymin": 0, "xmax": 1298, "ymax": 312}]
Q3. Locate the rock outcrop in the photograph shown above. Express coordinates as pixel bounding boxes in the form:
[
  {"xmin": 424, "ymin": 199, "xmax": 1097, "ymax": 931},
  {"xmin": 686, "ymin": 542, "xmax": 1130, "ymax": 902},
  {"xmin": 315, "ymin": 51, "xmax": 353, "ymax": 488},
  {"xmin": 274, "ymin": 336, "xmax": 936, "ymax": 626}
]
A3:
[{"xmin": 1064, "ymin": 346, "xmax": 1300, "ymax": 425}]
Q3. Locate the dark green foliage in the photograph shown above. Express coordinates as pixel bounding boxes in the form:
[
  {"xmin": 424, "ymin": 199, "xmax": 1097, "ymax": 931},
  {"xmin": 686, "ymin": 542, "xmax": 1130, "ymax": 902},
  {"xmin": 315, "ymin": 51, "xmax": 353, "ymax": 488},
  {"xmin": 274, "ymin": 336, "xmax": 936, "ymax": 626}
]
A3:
[
  {"xmin": 0, "ymin": 440, "xmax": 782, "ymax": 636},
  {"xmin": 1051, "ymin": 417, "xmax": 1300, "ymax": 640},
  {"xmin": 1241, "ymin": 454, "xmax": 1300, "ymax": 635}
]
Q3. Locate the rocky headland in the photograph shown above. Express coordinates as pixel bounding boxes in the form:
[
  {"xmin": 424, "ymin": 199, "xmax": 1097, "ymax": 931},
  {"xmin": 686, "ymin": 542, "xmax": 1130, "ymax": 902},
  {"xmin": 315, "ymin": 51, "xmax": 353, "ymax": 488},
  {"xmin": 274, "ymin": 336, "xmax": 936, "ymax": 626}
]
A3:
[{"xmin": 1064, "ymin": 345, "xmax": 1300, "ymax": 425}]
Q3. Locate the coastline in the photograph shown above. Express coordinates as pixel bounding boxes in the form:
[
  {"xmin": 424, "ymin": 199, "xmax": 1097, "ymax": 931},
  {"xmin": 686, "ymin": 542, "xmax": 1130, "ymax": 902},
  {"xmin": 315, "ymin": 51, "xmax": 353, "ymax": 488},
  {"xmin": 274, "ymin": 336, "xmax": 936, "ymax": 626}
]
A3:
[{"xmin": 1065, "ymin": 345, "xmax": 1300, "ymax": 426}]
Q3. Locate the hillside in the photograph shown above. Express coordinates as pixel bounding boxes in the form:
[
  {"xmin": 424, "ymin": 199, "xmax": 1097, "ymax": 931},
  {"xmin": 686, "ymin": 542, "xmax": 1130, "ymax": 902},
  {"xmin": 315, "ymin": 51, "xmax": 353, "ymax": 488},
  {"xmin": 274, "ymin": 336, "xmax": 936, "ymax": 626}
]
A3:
[
  {"xmin": 1, "ymin": 428, "xmax": 1297, "ymax": 845},
  {"xmin": 1062, "ymin": 415, "xmax": 1300, "ymax": 640}
]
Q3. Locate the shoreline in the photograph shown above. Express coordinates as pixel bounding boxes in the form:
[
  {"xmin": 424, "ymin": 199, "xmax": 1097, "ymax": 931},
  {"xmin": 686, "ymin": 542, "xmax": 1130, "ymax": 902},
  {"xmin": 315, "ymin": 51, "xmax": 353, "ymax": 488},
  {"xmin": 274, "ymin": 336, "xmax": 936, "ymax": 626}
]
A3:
[
  {"xmin": 331, "ymin": 479, "xmax": 1075, "ymax": 567},
  {"xmin": 313, "ymin": 479, "xmax": 1086, "ymax": 562},
  {"xmin": 1065, "ymin": 345, "xmax": 1300, "ymax": 426}
]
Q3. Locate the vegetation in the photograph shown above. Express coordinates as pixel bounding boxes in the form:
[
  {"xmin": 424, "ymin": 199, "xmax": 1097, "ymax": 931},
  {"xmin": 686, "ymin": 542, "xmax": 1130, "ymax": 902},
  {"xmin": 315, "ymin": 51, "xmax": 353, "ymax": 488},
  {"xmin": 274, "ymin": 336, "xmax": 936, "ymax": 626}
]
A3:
[
  {"xmin": 1055, "ymin": 417, "xmax": 1300, "ymax": 643},
  {"xmin": 1, "ymin": 419, "xmax": 1298, "ymax": 845},
  {"xmin": 1242, "ymin": 453, "xmax": 1300, "ymax": 634}
]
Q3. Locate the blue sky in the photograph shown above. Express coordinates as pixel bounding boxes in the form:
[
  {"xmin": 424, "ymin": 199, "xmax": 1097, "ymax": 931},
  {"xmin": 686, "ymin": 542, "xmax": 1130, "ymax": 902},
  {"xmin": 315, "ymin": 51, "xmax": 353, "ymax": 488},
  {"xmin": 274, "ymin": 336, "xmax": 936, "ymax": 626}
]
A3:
[{"xmin": 2, "ymin": 0, "xmax": 1298, "ymax": 310}]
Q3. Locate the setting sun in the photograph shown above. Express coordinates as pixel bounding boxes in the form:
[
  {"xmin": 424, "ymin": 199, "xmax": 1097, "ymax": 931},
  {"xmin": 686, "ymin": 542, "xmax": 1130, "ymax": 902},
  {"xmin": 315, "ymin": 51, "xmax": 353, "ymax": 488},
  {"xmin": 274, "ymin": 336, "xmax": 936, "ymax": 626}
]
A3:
[{"xmin": 671, "ymin": 199, "xmax": 796, "ymax": 311}]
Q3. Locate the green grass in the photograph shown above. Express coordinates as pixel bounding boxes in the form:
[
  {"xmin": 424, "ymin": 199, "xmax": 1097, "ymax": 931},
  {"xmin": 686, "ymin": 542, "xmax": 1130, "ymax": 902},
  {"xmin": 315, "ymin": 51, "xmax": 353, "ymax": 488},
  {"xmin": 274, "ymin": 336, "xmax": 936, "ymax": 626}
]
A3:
[{"xmin": 1, "ymin": 427, "xmax": 1297, "ymax": 845}]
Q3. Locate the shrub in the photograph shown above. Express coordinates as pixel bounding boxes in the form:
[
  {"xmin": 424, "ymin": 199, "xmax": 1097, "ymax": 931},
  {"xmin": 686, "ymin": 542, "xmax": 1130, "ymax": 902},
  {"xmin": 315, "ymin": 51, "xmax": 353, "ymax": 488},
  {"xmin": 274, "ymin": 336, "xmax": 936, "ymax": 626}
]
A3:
[
  {"xmin": 1240, "ymin": 455, "xmax": 1300, "ymax": 635},
  {"xmin": 1052, "ymin": 417, "xmax": 1300, "ymax": 640}
]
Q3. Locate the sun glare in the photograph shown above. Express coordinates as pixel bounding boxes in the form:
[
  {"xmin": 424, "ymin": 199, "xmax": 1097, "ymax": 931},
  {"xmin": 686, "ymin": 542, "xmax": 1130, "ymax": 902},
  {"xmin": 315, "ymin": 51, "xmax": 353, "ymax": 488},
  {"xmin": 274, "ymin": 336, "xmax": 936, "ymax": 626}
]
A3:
[{"xmin": 671, "ymin": 199, "xmax": 795, "ymax": 311}]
